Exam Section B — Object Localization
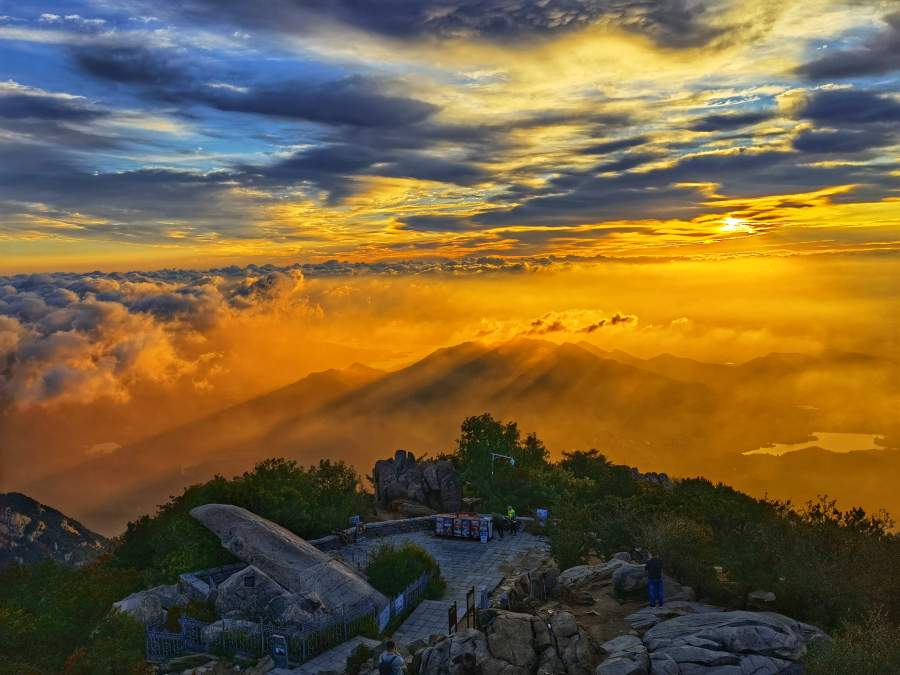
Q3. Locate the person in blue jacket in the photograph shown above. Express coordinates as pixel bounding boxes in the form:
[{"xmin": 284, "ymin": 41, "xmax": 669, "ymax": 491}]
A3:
[{"xmin": 645, "ymin": 551, "xmax": 664, "ymax": 608}]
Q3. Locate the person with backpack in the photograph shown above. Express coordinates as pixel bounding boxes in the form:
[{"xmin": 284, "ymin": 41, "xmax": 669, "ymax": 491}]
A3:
[
  {"xmin": 645, "ymin": 551, "xmax": 664, "ymax": 608},
  {"xmin": 379, "ymin": 641, "xmax": 404, "ymax": 675},
  {"xmin": 507, "ymin": 506, "xmax": 518, "ymax": 537}
]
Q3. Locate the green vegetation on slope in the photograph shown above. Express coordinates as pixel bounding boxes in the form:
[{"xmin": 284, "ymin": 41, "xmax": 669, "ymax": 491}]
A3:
[
  {"xmin": 3, "ymin": 414, "xmax": 899, "ymax": 674},
  {"xmin": 110, "ymin": 457, "xmax": 371, "ymax": 584}
]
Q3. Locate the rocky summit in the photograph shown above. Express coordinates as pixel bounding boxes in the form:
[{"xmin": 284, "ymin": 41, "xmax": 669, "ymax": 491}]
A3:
[
  {"xmin": 373, "ymin": 450, "xmax": 462, "ymax": 512},
  {"xmin": 0, "ymin": 492, "xmax": 108, "ymax": 567}
]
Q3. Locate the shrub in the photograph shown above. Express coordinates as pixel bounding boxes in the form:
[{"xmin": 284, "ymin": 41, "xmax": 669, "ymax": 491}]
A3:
[
  {"xmin": 643, "ymin": 515, "xmax": 720, "ymax": 600},
  {"xmin": 111, "ymin": 458, "xmax": 372, "ymax": 583},
  {"xmin": 365, "ymin": 540, "xmax": 442, "ymax": 598},
  {"xmin": 546, "ymin": 504, "xmax": 595, "ymax": 571},
  {"xmin": 804, "ymin": 610, "xmax": 900, "ymax": 675}
]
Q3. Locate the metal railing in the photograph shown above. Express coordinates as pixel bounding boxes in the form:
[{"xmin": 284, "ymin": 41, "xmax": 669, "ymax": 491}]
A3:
[{"xmin": 146, "ymin": 570, "xmax": 437, "ymax": 664}]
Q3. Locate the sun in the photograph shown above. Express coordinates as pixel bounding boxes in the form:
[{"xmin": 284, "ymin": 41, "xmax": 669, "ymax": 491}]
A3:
[{"xmin": 718, "ymin": 217, "xmax": 757, "ymax": 234}]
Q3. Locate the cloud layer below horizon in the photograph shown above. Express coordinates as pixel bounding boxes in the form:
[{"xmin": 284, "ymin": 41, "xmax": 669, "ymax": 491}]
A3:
[{"xmin": 0, "ymin": 1, "xmax": 897, "ymax": 271}]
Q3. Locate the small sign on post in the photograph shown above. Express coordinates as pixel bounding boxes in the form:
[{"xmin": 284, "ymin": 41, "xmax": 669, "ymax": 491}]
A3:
[
  {"xmin": 480, "ymin": 531, "xmax": 488, "ymax": 543},
  {"xmin": 466, "ymin": 587, "xmax": 476, "ymax": 629},
  {"xmin": 273, "ymin": 635, "xmax": 288, "ymax": 670},
  {"xmin": 448, "ymin": 602, "xmax": 458, "ymax": 635},
  {"xmin": 481, "ymin": 587, "xmax": 489, "ymax": 610},
  {"xmin": 536, "ymin": 509, "xmax": 548, "ymax": 527},
  {"xmin": 350, "ymin": 515, "xmax": 361, "ymax": 524}
]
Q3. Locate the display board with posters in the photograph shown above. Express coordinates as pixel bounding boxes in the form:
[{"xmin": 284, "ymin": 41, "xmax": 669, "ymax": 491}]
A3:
[{"xmin": 436, "ymin": 512, "xmax": 491, "ymax": 540}]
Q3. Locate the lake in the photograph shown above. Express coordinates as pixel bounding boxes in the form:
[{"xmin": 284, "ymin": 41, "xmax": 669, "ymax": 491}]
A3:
[{"xmin": 744, "ymin": 431, "xmax": 884, "ymax": 456}]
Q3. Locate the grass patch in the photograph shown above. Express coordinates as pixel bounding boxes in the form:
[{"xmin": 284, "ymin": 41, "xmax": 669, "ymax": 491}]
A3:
[{"xmin": 366, "ymin": 541, "xmax": 443, "ymax": 599}]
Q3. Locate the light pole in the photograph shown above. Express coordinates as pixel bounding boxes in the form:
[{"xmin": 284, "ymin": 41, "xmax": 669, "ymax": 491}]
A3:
[{"xmin": 491, "ymin": 453, "xmax": 515, "ymax": 475}]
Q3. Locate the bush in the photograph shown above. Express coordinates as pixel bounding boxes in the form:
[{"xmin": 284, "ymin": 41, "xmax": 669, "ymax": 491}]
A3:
[
  {"xmin": 643, "ymin": 515, "xmax": 720, "ymax": 600},
  {"xmin": 365, "ymin": 540, "xmax": 442, "ymax": 598},
  {"xmin": 804, "ymin": 610, "xmax": 900, "ymax": 675},
  {"xmin": 0, "ymin": 558, "xmax": 144, "ymax": 675},
  {"xmin": 546, "ymin": 504, "xmax": 595, "ymax": 571},
  {"xmin": 111, "ymin": 458, "xmax": 372, "ymax": 583}
]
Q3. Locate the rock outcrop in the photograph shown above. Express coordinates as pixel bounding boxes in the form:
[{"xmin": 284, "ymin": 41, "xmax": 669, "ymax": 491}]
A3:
[
  {"xmin": 597, "ymin": 607, "xmax": 831, "ymax": 675},
  {"xmin": 190, "ymin": 504, "xmax": 388, "ymax": 611},
  {"xmin": 626, "ymin": 469, "xmax": 673, "ymax": 491},
  {"xmin": 373, "ymin": 450, "xmax": 462, "ymax": 512},
  {"xmin": 114, "ymin": 584, "xmax": 184, "ymax": 626},
  {"xmin": 0, "ymin": 492, "xmax": 109, "ymax": 567}
]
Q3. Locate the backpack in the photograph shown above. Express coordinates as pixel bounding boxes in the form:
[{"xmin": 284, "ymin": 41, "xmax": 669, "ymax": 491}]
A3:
[{"xmin": 379, "ymin": 654, "xmax": 401, "ymax": 675}]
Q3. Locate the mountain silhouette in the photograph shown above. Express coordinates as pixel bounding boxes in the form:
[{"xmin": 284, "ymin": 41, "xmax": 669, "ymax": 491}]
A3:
[{"xmin": 23, "ymin": 339, "xmax": 898, "ymax": 536}]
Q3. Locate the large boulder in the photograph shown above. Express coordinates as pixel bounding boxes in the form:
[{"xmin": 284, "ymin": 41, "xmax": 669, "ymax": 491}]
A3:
[
  {"xmin": 294, "ymin": 558, "xmax": 389, "ymax": 609},
  {"xmin": 640, "ymin": 610, "xmax": 829, "ymax": 674},
  {"xmin": 190, "ymin": 504, "xmax": 388, "ymax": 612},
  {"xmin": 597, "ymin": 635, "xmax": 649, "ymax": 675},
  {"xmin": 373, "ymin": 452, "xmax": 462, "ymax": 512},
  {"xmin": 486, "ymin": 612, "xmax": 538, "ymax": 670},
  {"xmin": 419, "ymin": 628, "xmax": 496, "ymax": 675},
  {"xmin": 557, "ymin": 559, "xmax": 627, "ymax": 596},
  {"xmin": 190, "ymin": 504, "xmax": 330, "ymax": 576},
  {"xmin": 215, "ymin": 565, "xmax": 289, "ymax": 620},
  {"xmin": 113, "ymin": 589, "xmax": 167, "ymax": 626},
  {"xmin": 612, "ymin": 565, "xmax": 648, "ymax": 593}
]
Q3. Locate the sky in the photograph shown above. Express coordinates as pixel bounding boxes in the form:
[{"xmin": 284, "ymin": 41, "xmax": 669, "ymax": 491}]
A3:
[
  {"xmin": 0, "ymin": 0, "xmax": 898, "ymax": 412},
  {"xmin": 0, "ymin": 0, "xmax": 897, "ymax": 272}
]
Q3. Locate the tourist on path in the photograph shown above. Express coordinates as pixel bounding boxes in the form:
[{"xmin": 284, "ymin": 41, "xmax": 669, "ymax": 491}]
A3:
[
  {"xmin": 379, "ymin": 641, "xmax": 405, "ymax": 675},
  {"xmin": 645, "ymin": 551, "xmax": 664, "ymax": 607},
  {"xmin": 507, "ymin": 506, "xmax": 518, "ymax": 537}
]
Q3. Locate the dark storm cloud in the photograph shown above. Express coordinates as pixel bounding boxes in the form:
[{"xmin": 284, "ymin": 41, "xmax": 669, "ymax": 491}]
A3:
[
  {"xmin": 74, "ymin": 46, "xmax": 439, "ymax": 128},
  {"xmin": 74, "ymin": 47, "xmax": 184, "ymax": 86},
  {"xmin": 0, "ymin": 94, "xmax": 107, "ymax": 121},
  {"xmin": 792, "ymin": 129, "xmax": 890, "ymax": 154},
  {"xmin": 581, "ymin": 135, "xmax": 649, "ymax": 154},
  {"xmin": 177, "ymin": 0, "xmax": 729, "ymax": 49},
  {"xmin": 798, "ymin": 89, "xmax": 900, "ymax": 125},
  {"xmin": 689, "ymin": 110, "xmax": 775, "ymax": 132},
  {"xmin": 197, "ymin": 77, "xmax": 439, "ymax": 127},
  {"xmin": 796, "ymin": 12, "xmax": 900, "ymax": 80},
  {"xmin": 790, "ymin": 88, "xmax": 900, "ymax": 156}
]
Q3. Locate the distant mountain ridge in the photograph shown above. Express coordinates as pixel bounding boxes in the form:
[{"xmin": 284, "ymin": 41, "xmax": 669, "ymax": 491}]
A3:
[
  {"xmin": 0, "ymin": 493, "xmax": 109, "ymax": 567},
  {"xmin": 21, "ymin": 339, "xmax": 898, "ymax": 537}
]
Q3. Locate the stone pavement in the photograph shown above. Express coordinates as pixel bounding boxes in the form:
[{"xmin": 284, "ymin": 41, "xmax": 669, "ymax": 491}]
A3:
[
  {"xmin": 272, "ymin": 635, "xmax": 381, "ymax": 675},
  {"xmin": 354, "ymin": 528, "xmax": 550, "ymax": 642},
  {"xmin": 279, "ymin": 528, "xmax": 549, "ymax": 673}
]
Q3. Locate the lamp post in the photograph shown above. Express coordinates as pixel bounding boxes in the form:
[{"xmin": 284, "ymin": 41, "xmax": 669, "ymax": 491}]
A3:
[{"xmin": 491, "ymin": 453, "xmax": 515, "ymax": 475}]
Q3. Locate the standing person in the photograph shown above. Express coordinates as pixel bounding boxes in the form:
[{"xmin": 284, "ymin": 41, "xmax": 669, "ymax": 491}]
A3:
[
  {"xmin": 379, "ymin": 641, "xmax": 404, "ymax": 675},
  {"xmin": 507, "ymin": 506, "xmax": 518, "ymax": 537},
  {"xmin": 645, "ymin": 551, "xmax": 664, "ymax": 608}
]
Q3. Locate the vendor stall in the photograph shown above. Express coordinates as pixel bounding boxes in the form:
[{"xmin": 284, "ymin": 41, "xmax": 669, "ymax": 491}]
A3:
[{"xmin": 435, "ymin": 512, "xmax": 492, "ymax": 540}]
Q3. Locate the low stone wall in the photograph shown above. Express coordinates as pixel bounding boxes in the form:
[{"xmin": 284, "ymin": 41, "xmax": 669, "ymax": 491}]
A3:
[
  {"xmin": 308, "ymin": 515, "xmax": 436, "ymax": 551},
  {"xmin": 308, "ymin": 514, "xmax": 537, "ymax": 551}
]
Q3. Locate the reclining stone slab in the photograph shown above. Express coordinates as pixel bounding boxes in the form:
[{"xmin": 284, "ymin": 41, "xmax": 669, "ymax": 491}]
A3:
[{"xmin": 189, "ymin": 503, "xmax": 388, "ymax": 611}]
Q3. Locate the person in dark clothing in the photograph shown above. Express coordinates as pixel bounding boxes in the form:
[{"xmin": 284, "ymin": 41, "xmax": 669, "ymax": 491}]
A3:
[
  {"xmin": 507, "ymin": 506, "xmax": 518, "ymax": 537},
  {"xmin": 645, "ymin": 551, "xmax": 664, "ymax": 607},
  {"xmin": 379, "ymin": 641, "xmax": 404, "ymax": 675}
]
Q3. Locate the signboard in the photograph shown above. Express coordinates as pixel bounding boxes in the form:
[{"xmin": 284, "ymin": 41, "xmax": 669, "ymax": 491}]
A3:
[
  {"xmin": 480, "ymin": 532, "xmax": 488, "ymax": 543},
  {"xmin": 349, "ymin": 515, "xmax": 361, "ymax": 524},
  {"xmin": 466, "ymin": 587, "xmax": 476, "ymax": 629},
  {"xmin": 448, "ymin": 602, "xmax": 458, "ymax": 635},
  {"xmin": 536, "ymin": 509, "xmax": 548, "ymax": 527},
  {"xmin": 378, "ymin": 604, "xmax": 392, "ymax": 633},
  {"xmin": 272, "ymin": 635, "xmax": 288, "ymax": 670},
  {"xmin": 481, "ymin": 588, "xmax": 489, "ymax": 610},
  {"xmin": 394, "ymin": 594, "xmax": 405, "ymax": 615}
]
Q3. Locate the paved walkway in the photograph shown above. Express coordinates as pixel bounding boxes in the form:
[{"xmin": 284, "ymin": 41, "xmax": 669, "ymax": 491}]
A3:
[
  {"xmin": 279, "ymin": 528, "xmax": 550, "ymax": 673},
  {"xmin": 272, "ymin": 635, "xmax": 381, "ymax": 675},
  {"xmin": 353, "ymin": 529, "xmax": 549, "ymax": 643}
]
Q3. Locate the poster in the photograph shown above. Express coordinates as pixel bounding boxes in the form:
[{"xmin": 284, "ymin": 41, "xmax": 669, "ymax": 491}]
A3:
[{"xmin": 536, "ymin": 509, "xmax": 548, "ymax": 527}]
